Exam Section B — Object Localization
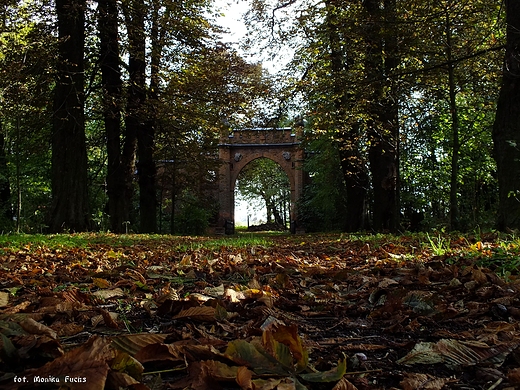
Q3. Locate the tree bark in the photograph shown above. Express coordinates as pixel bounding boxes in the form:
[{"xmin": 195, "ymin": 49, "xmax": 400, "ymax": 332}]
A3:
[
  {"xmin": 325, "ymin": 0, "xmax": 369, "ymax": 232},
  {"xmin": 136, "ymin": 0, "xmax": 161, "ymax": 234},
  {"xmin": 50, "ymin": 0, "xmax": 90, "ymax": 232},
  {"xmin": 99, "ymin": 0, "xmax": 133, "ymax": 233},
  {"xmin": 492, "ymin": 0, "xmax": 520, "ymax": 230},
  {"xmin": 123, "ymin": 0, "xmax": 156, "ymax": 233},
  {"xmin": 445, "ymin": 1, "xmax": 461, "ymax": 231},
  {"xmin": 364, "ymin": 0, "xmax": 399, "ymax": 232},
  {"xmin": 339, "ymin": 138, "xmax": 370, "ymax": 231},
  {"xmin": 0, "ymin": 124, "xmax": 12, "ymax": 224}
]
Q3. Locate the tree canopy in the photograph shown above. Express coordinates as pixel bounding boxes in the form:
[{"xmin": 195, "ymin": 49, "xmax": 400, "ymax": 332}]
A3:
[{"xmin": 0, "ymin": 0, "xmax": 515, "ymax": 233}]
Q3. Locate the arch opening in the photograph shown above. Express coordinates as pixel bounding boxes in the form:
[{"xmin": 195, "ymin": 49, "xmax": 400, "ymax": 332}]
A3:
[{"xmin": 234, "ymin": 157, "xmax": 291, "ymax": 230}]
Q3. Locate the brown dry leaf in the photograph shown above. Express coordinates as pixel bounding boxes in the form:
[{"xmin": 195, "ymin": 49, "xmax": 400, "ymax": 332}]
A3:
[
  {"xmin": 236, "ymin": 365, "xmax": 253, "ymax": 390},
  {"xmin": 0, "ymin": 291, "xmax": 9, "ymax": 308},
  {"xmin": 224, "ymin": 288, "xmax": 245, "ymax": 302},
  {"xmin": 173, "ymin": 305, "xmax": 216, "ymax": 322},
  {"xmin": 106, "ymin": 371, "xmax": 141, "ymax": 389},
  {"xmin": 400, "ymin": 372, "xmax": 453, "ymax": 390},
  {"xmin": 63, "ymin": 289, "xmax": 92, "ymax": 304},
  {"xmin": 134, "ymin": 343, "xmax": 185, "ymax": 364},
  {"xmin": 25, "ymin": 336, "xmax": 115, "ymax": 390},
  {"xmin": 176, "ymin": 360, "xmax": 239, "ymax": 390},
  {"xmin": 507, "ymin": 367, "xmax": 520, "ymax": 384},
  {"xmin": 98, "ymin": 309, "xmax": 120, "ymax": 328},
  {"xmin": 179, "ymin": 254, "xmax": 192, "ymax": 267},
  {"xmin": 93, "ymin": 278, "xmax": 111, "ymax": 289},
  {"xmin": 92, "ymin": 288, "xmax": 125, "ymax": 299},
  {"xmin": 19, "ymin": 317, "xmax": 57, "ymax": 339},
  {"xmin": 472, "ymin": 268, "xmax": 488, "ymax": 284},
  {"xmin": 2, "ymin": 300, "xmax": 30, "ymax": 314},
  {"xmin": 398, "ymin": 339, "xmax": 517, "ymax": 367},
  {"xmin": 55, "ymin": 323, "xmax": 85, "ymax": 337},
  {"xmin": 111, "ymin": 333, "xmax": 168, "ymax": 356},
  {"xmin": 332, "ymin": 377, "xmax": 359, "ymax": 390},
  {"xmin": 378, "ymin": 278, "xmax": 399, "ymax": 288},
  {"xmin": 342, "ymin": 343, "xmax": 388, "ymax": 351}
]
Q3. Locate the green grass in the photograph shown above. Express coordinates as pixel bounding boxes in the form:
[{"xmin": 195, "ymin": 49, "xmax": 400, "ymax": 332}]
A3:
[
  {"xmin": 0, "ymin": 232, "xmax": 277, "ymax": 253},
  {"xmin": 0, "ymin": 233, "xmax": 149, "ymax": 251}
]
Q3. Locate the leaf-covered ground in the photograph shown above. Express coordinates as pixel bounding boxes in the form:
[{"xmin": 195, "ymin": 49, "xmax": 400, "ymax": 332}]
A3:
[{"xmin": 1, "ymin": 232, "xmax": 520, "ymax": 390}]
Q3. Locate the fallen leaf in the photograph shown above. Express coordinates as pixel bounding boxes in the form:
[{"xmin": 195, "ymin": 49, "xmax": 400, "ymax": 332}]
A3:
[
  {"xmin": 25, "ymin": 336, "xmax": 115, "ymax": 390},
  {"xmin": 19, "ymin": 317, "xmax": 57, "ymax": 339},
  {"xmin": 397, "ymin": 339, "xmax": 517, "ymax": 367},
  {"xmin": 0, "ymin": 291, "xmax": 9, "ymax": 308},
  {"xmin": 332, "ymin": 377, "xmax": 359, "ymax": 390},
  {"xmin": 299, "ymin": 354, "xmax": 346, "ymax": 382},
  {"xmin": 111, "ymin": 334, "xmax": 168, "ymax": 356},
  {"xmin": 400, "ymin": 372, "xmax": 453, "ymax": 390},
  {"xmin": 92, "ymin": 288, "xmax": 125, "ymax": 300},
  {"xmin": 173, "ymin": 306, "xmax": 216, "ymax": 322}
]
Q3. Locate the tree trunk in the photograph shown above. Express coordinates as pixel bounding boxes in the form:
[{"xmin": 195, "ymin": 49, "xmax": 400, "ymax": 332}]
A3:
[
  {"xmin": 364, "ymin": 0, "xmax": 399, "ymax": 232},
  {"xmin": 136, "ymin": 0, "xmax": 162, "ymax": 234},
  {"xmin": 123, "ymin": 0, "xmax": 155, "ymax": 232},
  {"xmin": 99, "ymin": 0, "xmax": 132, "ymax": 233},
  {"xmin": 493, "ymin": 0, "xmax": 520, "ymax": 230},
  {"xmin": 50, "ymin": 0, "xmax": 90, "ymax": 232},
  {"xmin": 0, "ymin": 124, "xmax": 12, "ymax": 224},
  {"xmin": 325, "ymin": 0, "xmax": 369, "ymax": 232},
  {"xmin": 137, "ymin": 126, "xmax": 157, "ymax": 233},
  {"xmin": 445, "ymin": 1, "xmax": 460, "ymax": 231},
  {"xmin": 339, "ymin": 138, "xmax": 370, "ymax": 232}
]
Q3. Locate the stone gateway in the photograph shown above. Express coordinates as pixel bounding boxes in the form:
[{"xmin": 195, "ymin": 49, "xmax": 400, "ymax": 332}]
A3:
[{"xmin": 217, "ymin": 127, "xmax": 304, "ymax": 234}]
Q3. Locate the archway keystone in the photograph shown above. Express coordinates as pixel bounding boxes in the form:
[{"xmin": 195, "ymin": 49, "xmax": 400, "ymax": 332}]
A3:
[{"xmin": 217, "ymin": 127, "xmax": 304, "ymax": 234}]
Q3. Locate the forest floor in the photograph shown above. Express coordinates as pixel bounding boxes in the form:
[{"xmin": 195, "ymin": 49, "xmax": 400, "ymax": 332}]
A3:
[{"xmin": 1, "ymin": 232, "xmax": 520, "ymax": 390}]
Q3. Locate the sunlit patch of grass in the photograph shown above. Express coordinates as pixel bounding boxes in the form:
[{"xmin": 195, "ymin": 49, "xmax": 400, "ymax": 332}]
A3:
[
  {"xmin": 425, "ymin": 233, "xmax": 452, "ymax": 256},
  {"xmin": 0, "ymin": 233, "xmax": 160, "ymax": 252},
  {"xmin": 0, "ymin": 232, "xmax": 277, "ymax": 253}
]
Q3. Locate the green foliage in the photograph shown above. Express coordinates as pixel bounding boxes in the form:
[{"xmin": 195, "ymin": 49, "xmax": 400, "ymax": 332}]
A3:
[
  {"xmin": 0, "ymin": 1, "xmax": 54, "ymax": 233},
  {"xmin": 246, "ymin": 0, "xmax": 503, "ymax": 233},
  {"xmin": 236, "ymin": 158, "xmax": 290, "ymax": 226},
  {"xmin": 299, "ymin": 138, "xmax": 348, "ymax": 232},
  {"xmin": 173, "ymin": 191, "xmax": 216, "ymax": 235},
  {"xmin": 0, "ymin": 0, "xmax": 508, "ymax": 234}
]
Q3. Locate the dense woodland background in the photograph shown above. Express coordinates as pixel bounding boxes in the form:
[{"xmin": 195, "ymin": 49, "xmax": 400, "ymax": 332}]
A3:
[{"xmin": 0, "ymin": 0, "xmax": 519, "ymax": 235}]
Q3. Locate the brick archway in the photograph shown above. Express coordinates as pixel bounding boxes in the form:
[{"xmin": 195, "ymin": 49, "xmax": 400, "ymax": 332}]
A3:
[{"xmin": 217, "ymin": 127, "xmax": 304, "ymax": 234}]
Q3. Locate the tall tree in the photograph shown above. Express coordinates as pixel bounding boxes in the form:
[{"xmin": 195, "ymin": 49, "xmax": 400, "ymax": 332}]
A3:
[
  {"xmin": 325, "ymin": 0, "xmax": 369, "ymax": 232},
  {"xmin": 50, "ymin": 0, "xmax": 90, "ymax": 232},
  {"xmin": 98, "ymin": 0, "xmax": 133, "ymax": 233},
  {"xmin": 493, "ymin": 0, "xmax": 520, "ymax": 230},
  {"xmin": 363, "ymin": 0, "xmax": 399, "ymax": 231},
  {"xmin": 0, "ymin": 126, "xmax": 12, "ymax": 226},
  {"xmin": 122, "ymin": 0, "xmax": 153, "ymax": 232}
]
